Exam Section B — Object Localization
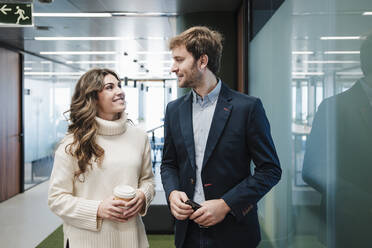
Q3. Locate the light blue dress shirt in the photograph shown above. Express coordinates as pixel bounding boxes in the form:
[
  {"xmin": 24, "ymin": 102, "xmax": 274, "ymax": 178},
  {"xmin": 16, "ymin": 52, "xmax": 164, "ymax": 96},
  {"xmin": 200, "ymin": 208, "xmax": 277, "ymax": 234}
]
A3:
[{"xmin": 191, "ymin": 80, "xmax": 221, "ymax": 204}]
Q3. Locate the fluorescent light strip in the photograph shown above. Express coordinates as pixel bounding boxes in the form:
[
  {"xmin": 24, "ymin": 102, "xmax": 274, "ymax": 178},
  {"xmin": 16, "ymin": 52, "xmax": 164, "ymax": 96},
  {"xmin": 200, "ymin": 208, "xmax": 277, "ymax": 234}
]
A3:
[
  {"xmin": 292, "ymin": 72, "xmax": 324, "ymax": 75},
  {"xmin": 336, "ymin": 72, "xmax": 363, "ymax": 75},
  {"xmin": 33, "ymin": 13, "xmax": 112, "ymax": 17},
  {"xmin": 40, "ymin": 51, "xmax": 117, "ymax": 55},
  {"xmin": 132, "ymin": 72, "xmax": 173, "ymax": 76},
  {"xmin": 112, "ymin": 12, "xmax": 177, "ymax": 17},
  {"xmin": 25, "ymin": 72, "xmax": 83, "ymax": 76},
  {"xmin": 136, "ymin": 51, "xmax": 172, "ymax": 55},
  {"xmin": 362, "ymin": 12, "xmax": 372, "ymax": 15},
  {"xmin": 24, "ymin": 67, "xmax": 32, "ymax": 70},
  {"xmin": 324, "ymin": 51, "xmax": 360, "ymax": 54},
  {"xmin": 137, "ymin": 60, "xmax": 173, "ymax": 64},
  {"xmin": 66, "ymin": 61, "xmax": 118, "ymax": 64},
  {"xmin": 36, "ymin": 37, "xmax": 132, "ymax": 41},
  {"xmin": 292, "ymin": 51, "xmax": 314, "ymax": 55},
  {"xmin": 150, "ymin": 70, "xmax": 172, "ymax": 74},
  {"xmin": 303, "ymin": 60, "xmax": 359, "ymax": 64},
  {"xmin": 41, "ymin": 61, "xmax": 52, "ymax": 64},
  {"xmin": 320, "ymin": 36, "xmax": 361, "ymax": 40},
  {"xmin": 35, "ymin": 37, "xmax": 165, "ymax": 41}
]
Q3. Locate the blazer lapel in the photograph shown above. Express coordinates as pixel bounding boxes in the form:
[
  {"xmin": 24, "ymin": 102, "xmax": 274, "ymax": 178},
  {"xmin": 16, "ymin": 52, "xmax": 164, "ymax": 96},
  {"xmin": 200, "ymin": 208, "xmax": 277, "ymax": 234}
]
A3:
[
  {"xmin": 202, "ymin": 83, "xmax": 233, "ymax": 168},
  {"xmin": 178, "ymin": 92, "xmax": 196, "ymax": 171}
]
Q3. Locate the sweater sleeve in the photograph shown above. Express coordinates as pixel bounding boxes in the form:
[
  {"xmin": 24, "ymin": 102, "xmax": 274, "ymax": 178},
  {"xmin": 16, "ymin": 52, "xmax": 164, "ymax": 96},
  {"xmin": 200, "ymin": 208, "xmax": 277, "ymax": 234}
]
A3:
[
  {"xmin": 138, "ymin": 135, "xmax": 155, "ymax": 216},
  {"xmin": 48, "ymin": 149, "xmax": 102, "ymax": 231}
]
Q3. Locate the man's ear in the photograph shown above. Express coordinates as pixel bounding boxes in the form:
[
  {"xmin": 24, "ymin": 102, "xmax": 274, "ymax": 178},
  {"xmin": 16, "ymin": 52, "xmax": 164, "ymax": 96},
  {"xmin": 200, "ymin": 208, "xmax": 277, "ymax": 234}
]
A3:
[{"xmin": 198, "ymin": 54, "xmax": 209, "ymax": 70}]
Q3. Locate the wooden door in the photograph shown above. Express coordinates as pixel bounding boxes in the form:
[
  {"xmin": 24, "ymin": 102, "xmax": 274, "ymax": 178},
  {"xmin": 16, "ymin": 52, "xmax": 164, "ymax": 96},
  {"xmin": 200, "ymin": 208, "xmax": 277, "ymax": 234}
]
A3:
[{"xmin": 0, "ymin": 47, "xmax": 21, "ymax": 202}]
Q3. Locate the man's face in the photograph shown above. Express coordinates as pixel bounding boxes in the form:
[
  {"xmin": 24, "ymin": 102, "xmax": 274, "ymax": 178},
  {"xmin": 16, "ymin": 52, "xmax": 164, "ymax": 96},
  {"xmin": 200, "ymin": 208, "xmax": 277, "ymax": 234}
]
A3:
[{"xmin": 171, "ymin": 45, "xmax": 202, "ymax": 88}]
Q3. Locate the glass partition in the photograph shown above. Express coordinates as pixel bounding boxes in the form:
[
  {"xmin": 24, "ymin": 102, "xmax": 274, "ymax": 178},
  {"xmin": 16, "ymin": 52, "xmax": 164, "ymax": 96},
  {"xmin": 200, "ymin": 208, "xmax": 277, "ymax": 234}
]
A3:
[
  {"xmin": 249, "ymin": 0, "xmax": 372, "ymax": 247},
  {"xmin": 23, "ymin": 54, "xmax": 78, "ymax": 190}
]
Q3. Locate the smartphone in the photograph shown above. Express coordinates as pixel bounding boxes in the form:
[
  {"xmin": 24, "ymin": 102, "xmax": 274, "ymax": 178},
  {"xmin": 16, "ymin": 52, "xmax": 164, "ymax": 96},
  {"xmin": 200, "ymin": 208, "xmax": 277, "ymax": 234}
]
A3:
[{"xmin": 184, "ymin": 199, "xmax": 202, "ymax": 211}]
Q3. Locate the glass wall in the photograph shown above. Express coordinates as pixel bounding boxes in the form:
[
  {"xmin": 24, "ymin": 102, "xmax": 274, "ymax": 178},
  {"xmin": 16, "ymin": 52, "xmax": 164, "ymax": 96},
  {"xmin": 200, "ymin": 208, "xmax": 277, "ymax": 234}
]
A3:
[
  {"xmin": 23, "ymin": 55, "xmax": 78, "ymax": 190},
  {"xmin": 250, "ymin": 0, "xmax": 372, "ymax": 247}
]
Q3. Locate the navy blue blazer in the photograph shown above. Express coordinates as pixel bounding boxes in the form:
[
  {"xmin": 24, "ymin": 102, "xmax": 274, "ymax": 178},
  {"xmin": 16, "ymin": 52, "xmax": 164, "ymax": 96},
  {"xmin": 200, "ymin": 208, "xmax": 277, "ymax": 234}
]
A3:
[{"xmin": 161, "ymin": 82, "xmax": 281, "ymax": 248}]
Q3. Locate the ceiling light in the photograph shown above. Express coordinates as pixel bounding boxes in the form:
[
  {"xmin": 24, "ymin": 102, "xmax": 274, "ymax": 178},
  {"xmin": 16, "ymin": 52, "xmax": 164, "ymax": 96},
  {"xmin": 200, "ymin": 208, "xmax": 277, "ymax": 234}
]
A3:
[
  {"xmin": 35, "ymin": 36, "xmax": 165, "ymax": 41},
  {"xmin": 303, "ymin": 60, "xmax": 359, "ymax": 64},
  {"xmin": 137, "ymin": 60, "xmax": 173, "ymax": 64},
  {"xmin": 336, "ymin": 72, "xmax": 363, "ymax": 76},
  {"xmin": 292, "ymin": 51, "xmax": 314, "ymax": 55},
  {"xmin": 136, "ymin": 51, "xmax": 172, "ymax": 54},
  {"xmin": 111, "ymin": 12, "xmax": 177, "ymax": 17},
  {"xmin": 362, "ymin": 12, "xmax": 372, "ymax": 15},
  {"xmin": 40, "ymin": 51, "xmax": 117, "ymax": 55},
  {"xmin": 33, "ymin": 13, "xmax": 112, "ymax": 17},
  {"xmin": 146, "ymin": 37, "xmax": 167, "ymax": 40},
  {"xmin": 320, "ymin": 36, "xmax": 361, "ymax": 40},
  {"xmin": 292, "ymin": 72, "xmax": 324, "ymax": 75},
  {"xmin": 24, "ymin": 67, "xmax": 32, "ymax": 70},
  {"xmin": 66, "ymin": 61, "xmax": 118, "ymax": 64},
  {"xmin": 324, "ymin": 51, "xmax": 360, "ymax": 54},
  {"xmin": 35, "ymin": 37, "xmax": 132, "ymax": 41},
  {"xmin": 25, "ymin": 72, "xmax": 83, "ymax": 76}
]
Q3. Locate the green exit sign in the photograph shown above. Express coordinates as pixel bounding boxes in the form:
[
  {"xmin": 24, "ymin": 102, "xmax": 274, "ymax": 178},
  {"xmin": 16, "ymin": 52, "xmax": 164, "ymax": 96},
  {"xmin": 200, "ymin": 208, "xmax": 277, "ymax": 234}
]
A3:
[{"xmin": 0, "ymin": 3, "xmax": 32, "ymax": 26}]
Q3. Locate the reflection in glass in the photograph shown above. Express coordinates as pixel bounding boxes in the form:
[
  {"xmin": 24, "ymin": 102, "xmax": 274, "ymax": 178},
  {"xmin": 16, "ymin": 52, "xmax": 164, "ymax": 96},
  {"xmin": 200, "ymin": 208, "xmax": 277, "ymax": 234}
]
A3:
[
  {"xmin": 303, "ymin": 33, "xmax": 372, "ymax": 248},
  {"xmin": 249, "ymin": 0, "xmax": 372, "ymax": 247}
]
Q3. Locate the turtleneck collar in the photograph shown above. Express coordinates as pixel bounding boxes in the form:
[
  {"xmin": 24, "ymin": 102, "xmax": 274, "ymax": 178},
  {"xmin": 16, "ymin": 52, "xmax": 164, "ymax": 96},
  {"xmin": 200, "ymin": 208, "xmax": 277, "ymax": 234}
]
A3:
[{"xmin": 95, "ymin": 112, "xmax": 128, "ymax": 136}]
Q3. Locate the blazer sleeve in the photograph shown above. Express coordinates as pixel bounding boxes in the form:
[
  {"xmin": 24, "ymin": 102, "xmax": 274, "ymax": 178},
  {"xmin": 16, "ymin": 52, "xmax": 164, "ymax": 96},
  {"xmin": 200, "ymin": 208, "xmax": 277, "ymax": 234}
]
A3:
[
  {"xmin": 48, "ymin": 149, "xmax": 102, "ymax": 231},
  {"xmin": 138, "ymin": 135, "xmax": 155, "ymax": 216},
  {"xmin": 302, "ymin": 100, "xmax": 328, "ymax": 193},
  {"xmin": 222, "ymin": 98, "xmax": 282, "ymax": 222},
  {"xmin": 160, "ymin": 104, "xmax": 180, "ymax": 203}
]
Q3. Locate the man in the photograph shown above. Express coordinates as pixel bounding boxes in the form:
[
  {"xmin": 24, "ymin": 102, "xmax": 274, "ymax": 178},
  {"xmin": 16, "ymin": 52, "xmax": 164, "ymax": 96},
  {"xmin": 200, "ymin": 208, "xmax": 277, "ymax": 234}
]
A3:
[
  {"xmin": 161, "ymin": 26, "xmax": 281, "ymax": 248},
  {"xmin": 302, "ymin": 33, "xmax": 372, "ymax": 248}
]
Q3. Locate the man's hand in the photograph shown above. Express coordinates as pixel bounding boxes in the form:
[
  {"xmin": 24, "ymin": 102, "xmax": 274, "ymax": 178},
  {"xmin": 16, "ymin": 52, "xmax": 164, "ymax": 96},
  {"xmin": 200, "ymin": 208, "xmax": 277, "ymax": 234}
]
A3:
[
  {"xmin": 189, "ymin": 199, "xmax": 231, "ymax": 227},
  {"xmin": 97, "ymin": 196, "xmax": 127, "ymax": 222},
  {"xmin": 123, "ymin": 190, "xmax": 146, "ymax": 220},
  {"xmin": 169, "ymin": 190, "xmax": 194, "ymax": 220}
]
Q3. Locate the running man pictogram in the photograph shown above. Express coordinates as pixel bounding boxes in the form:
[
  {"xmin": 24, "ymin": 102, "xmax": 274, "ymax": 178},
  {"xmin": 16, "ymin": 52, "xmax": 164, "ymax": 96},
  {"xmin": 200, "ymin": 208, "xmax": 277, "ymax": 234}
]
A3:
[{"xmin": 14, "ymin": 6, "xmax": 29, "ymax": 24}]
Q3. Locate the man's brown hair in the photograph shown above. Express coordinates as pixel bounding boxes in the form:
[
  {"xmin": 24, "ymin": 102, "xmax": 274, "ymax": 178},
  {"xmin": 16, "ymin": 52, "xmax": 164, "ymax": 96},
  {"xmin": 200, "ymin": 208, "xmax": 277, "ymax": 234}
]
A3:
[{"xmin": 169, "ymin": 26, "xmax": 223, "ymax": 75}]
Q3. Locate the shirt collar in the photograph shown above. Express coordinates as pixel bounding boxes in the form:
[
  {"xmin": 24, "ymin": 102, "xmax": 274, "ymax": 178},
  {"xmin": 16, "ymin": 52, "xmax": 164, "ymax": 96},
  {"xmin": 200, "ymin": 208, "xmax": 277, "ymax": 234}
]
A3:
[{"xmin": 192, "ymin": 79, "xmax": 221, "ymax": 105}]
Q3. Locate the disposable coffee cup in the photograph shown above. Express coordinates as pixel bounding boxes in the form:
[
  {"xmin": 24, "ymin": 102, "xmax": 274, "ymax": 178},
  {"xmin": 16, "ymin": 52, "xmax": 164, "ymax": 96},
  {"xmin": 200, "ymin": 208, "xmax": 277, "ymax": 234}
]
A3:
[{"xmin": 113, "ymin": 185, "xmax": 136, "ymax": 209}]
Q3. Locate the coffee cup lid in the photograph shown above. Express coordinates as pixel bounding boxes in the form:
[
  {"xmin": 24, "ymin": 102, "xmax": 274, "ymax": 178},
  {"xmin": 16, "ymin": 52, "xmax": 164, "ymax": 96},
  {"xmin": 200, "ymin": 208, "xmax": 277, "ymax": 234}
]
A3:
[{"xmin": 113, "ymin": 185, "xmax": 136, "ymax": 199}]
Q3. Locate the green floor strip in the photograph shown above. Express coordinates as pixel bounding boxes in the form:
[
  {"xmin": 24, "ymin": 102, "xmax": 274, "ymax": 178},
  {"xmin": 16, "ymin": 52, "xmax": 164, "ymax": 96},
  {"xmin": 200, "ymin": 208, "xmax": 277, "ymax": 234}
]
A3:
[
  {"xmin": 36, "ymin": 225, "xmax": 175, "ymax": 248},
  {"xmin": 36, "ymin": 225, "xmax": 64, "ymax": 248}
]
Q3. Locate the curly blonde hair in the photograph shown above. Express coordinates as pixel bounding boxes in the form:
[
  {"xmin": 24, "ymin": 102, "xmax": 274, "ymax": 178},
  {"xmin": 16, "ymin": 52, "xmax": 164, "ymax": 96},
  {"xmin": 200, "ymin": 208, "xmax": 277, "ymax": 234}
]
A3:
[{"xmin": 65, "ymin": 68, "xmax": 121, "ymax": 179}]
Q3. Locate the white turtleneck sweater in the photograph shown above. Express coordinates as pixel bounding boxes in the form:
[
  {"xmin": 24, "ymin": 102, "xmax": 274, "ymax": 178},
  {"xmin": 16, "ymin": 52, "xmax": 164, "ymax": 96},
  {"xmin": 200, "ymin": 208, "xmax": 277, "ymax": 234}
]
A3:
[{"xmin": 48, "ymin": 114, "xmax": 155, "ymax": 248}]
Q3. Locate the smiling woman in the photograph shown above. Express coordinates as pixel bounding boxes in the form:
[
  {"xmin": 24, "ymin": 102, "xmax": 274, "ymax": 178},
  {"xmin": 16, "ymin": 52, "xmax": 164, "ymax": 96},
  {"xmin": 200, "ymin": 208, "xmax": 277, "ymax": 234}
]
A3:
[
  {"xmin": 47, "ymin": 68, "xmax": 155, "ymax": 248},
  {"xmin": 97, "ymin": 73, "xmax": 126, "ymax": 121}
]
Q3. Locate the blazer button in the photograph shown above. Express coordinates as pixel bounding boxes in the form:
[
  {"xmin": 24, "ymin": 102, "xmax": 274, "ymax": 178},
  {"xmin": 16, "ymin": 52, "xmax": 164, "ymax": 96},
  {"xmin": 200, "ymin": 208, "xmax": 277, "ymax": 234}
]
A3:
[{"xmin": 190, "ymin": 178, "xmax": 195, "ymax": 185}]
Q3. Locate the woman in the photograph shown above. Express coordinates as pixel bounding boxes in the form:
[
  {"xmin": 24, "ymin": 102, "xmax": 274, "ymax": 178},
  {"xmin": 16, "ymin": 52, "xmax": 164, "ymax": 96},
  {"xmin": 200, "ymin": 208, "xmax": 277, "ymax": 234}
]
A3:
[{"xmin": 48, "ymin": 68, "xmax": 155, "ymax": 248}]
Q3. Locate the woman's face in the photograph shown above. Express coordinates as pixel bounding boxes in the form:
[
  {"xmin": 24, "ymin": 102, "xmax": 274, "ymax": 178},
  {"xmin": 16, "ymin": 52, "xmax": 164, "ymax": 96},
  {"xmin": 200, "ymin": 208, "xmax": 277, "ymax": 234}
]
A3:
[{"xmin": 97, "ymin": 73, "xmax": 125, "ymax": 121}]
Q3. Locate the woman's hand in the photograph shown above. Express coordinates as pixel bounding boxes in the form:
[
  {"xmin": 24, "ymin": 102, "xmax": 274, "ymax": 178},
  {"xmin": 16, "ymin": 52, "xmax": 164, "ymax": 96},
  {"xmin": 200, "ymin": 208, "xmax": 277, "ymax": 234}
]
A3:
[
  {"xmin": 97, "ymin": 196, "xmax": 127, "ymax": 222},
  {"xmin": 123, "ymin": 190, "xmax": 146, "ymax": 220}
]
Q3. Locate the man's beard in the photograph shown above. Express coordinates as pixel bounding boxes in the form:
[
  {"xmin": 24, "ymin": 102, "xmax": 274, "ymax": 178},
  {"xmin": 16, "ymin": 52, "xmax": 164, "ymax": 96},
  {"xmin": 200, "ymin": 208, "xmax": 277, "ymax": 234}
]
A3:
[{"xmin": 179, "ymin": 63, "xmax": 202, "ymax": 88}]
